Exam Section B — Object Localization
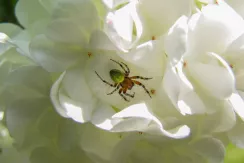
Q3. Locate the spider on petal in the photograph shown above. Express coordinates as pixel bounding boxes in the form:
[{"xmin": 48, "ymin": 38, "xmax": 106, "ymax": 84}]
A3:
[{"xmin": 95, "ymin": 59, "xmax": 152, "ymax": 102}]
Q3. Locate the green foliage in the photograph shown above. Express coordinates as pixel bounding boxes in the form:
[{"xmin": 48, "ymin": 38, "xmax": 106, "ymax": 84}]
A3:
[{"xmin": 225, "ymin": 144, "xmax": 244, "ymax": 163}]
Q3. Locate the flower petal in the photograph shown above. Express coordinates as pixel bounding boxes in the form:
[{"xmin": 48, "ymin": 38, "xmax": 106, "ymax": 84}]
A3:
[
  {"xmin": 102, "ymin": 0, "xmax": 129, "ymax": 9},
  {"xmin": 112, "ymin": 134, "xmax": 205, "ymax": 163},
  {"xmin": 38, "ymin": 0, "xmax": 58, "ymax": 14},
  {"xmin": 229, "ymin": 92, "xmax": 244, "ymax": 121},
  {"xmin": 89, "ymin": 30, "xmax": 118, "ymax": 51},
  {"xmin": 105, "ymin": 1, "xmax": 146, "ymax": 49},
  {"xmin": 164, "ymin": 16, "xmax": 188, "ymax": 64},
  {"xmin": 190, "ymin": 137, "xmax": 225, "ymax": 163},
  {"xmin": 212, "ymin": 101, "xmax": 236, "ymax": 133},
  {"xmin": 111, "ymin": 134, "xmax": 139, "ymax": 163},
  {"xmin": 90, "ymin": 101, "xmax": 115, "ymax": 130},
  {"xmin": 105, "ymin": 4, "xmax": 133, "ymax": 50},
  {"xmin": 0, "ymin": 147, "xmax": 30, "ymax": 163},
  {"xmin": 228, "ymin": 120, "xmax": 244, "ymax": 148},
  {"xmin": 0, "ymin": 33, "xmax": 13, "ymax": 54},
  {"xmin": 15, "ymin": 0, "xmax": 50, "ymax": 28},
  {"xmin": 187, "ymin": 1, "xmax": 244, "ymax": 55},
  {"xmin": 80, "ymin": 123, "xmax": 120, "ymax": 161},
  {"xmin": 225, "ymin": 0, "xmax": 244, "ymax": 18},
  {"xmin": 45, "ymin": 19, "xmax": 89, "ymax": 45},
  {"xmin": 138, "ymin": 0, "xmax": 192, "ymax": 36},
  {"xmin": 50, "ymin": 66, "xmax": 97, "ymax": 123},
  {"xmin": 148, "ymin": 75, "xmax": 183, "ymax": 118},
  {"xmin": 223, "ymin": 33, "xmax": 244, "ymax": 91},
  {"xmin": 111, "ymin": 103, "xmax": 153, "ymax": 132},
  {"xmin": 112, "ymin": 103, "xmax": 191, "ymax": 138},
  {"xmin": 189, "ymin": 100, "xmax": 236, "ymax": 133},
  {"xmin": 184, "ymin": 53, "xmax": 235, "ymax": 99},
  {"xmin": 163, "ymin": 64, "xmax": 206, "ymax": 115},
  {"xmin": 4, "ymin": 66, "xmax": 51, "ymax": 103},
  {"xmin": 3, "ymin": 64, "xmax": 51, "ymax": 102},
  {"xmin": 118, "ymin": 41, "xmax": 165, "ymax": 75},
  {"xmin": 30, "ymin": 35, "xmax": 86, "ymax": 72},
  {"xmin": 0, "ymin": 23, "xmax": 22, "ymax": 38},
  {"xmin": 30, "ymin": 147, "xmax": 62, "ymax": 163},
  {"xmin": 52, "ymin": 0, "xmax": 99, "ymax": 31}
]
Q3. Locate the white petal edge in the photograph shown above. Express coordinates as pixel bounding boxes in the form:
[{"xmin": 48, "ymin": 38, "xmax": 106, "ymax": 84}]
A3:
[
  {"xmin": 164, "ymin": 16, "xmax": 188, "ymax": 64},
  {"xmin": 50, "ymin": 72, "xmax": 69, "ymax": 118},
  {"xmin": 112, "ymin": 103, "xmax": 191, "ymax": 138}
]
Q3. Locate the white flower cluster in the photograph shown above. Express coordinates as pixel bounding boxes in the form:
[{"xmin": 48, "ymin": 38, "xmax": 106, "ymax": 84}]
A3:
[{"xmin": 1, "ymin": 0, "xmax": 244, "ymax": 162}]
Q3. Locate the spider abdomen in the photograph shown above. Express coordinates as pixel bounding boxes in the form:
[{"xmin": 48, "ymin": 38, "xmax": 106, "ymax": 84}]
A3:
[{"xmin": 110, "ymin": 69, "xmax": 125, "ymax": 83}]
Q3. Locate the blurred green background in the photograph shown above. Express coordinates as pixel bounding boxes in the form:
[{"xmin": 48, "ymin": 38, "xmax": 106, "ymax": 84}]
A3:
[
  {"xmin": 225, "ymin": 144, "xmax": 244, "ymax": 163},
  {"xmin": 1, "ymin": 0, "xmax": 244, "ymax": 162}
]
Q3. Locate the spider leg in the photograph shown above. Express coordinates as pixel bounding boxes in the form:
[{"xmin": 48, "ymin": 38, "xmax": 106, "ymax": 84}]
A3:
[
  {"xmin": 123, "ymin": 88, "xmax": 135, "ymax": 98},
  {"xmin": 121, "ymin": 62, "xmax": 130, "ymax": 75},
  {"xmin": 130, "ymin": 76, "xmax": 152, "ymax": 80},
  {"xmin": 95, "ymin": 71, "xmax": 116, "ymax": 87},
  {"xmin": 119, "ymin": 88, "xmax": 129, "ymax": 102},
  {"xmin": 110, "ymin": 59, "xmax": 129, "ymax": 75},
  {"xmin": 107, "ymin": 84, "xmax": 120, "ymax": 95},
  {"xmin": 132, "ymin": 80, "xmax": 152, "ymax": 98},
  {"xmin": 124, "ymin": 92, "xmax": 135, "ymax": 98}
]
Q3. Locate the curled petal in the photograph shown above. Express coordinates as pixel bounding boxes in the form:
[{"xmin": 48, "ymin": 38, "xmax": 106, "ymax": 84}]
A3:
[
  {"xmin": 184, "ymin": 52, "xmax": 235, "ymax": 99},
  {"xmin": 112, "ymin": 103, "xmax": 191, "ymax": 139},
  {"xmin": 164, "ymin": 16, "xmax": 188, "ymax": 64},
  {"xmin": 50, "ymin": 66, "xmax": 97, "ymax": 123}
]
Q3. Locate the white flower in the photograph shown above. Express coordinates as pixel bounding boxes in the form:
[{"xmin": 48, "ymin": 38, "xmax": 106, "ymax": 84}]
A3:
[
  {"xmin": 1, "ymin": 0, "xmax": 244, "ymax": 162},
  {"xmin": 164, "ymin": 0, "xmax": 244, "ymax": 144},
  {"xmin": 27, "ymin": 0, "xmax": 195, "ymax": 139}
]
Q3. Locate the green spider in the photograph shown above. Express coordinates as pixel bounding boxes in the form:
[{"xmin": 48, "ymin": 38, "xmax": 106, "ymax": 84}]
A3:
[{"xmin": 95, "ymin": 59, "xmax": 152, "ymax": 102}]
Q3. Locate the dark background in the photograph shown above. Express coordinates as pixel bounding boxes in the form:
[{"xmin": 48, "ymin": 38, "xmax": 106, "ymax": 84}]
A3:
[{"xmin": 0, "ymin": 0, "xmax": 19, "ymax": 24}]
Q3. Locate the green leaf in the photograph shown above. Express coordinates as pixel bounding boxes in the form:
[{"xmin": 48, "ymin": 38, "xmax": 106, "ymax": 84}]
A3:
[{"xmin": 224, "ymin": 143, "xmax": 244, "ymax": 163}]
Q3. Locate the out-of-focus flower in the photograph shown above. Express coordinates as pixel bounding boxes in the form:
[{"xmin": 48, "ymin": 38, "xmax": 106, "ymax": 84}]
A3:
[{"xmin": 79, "ymin": 123, "xmax": 225, "ymax": 163}]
